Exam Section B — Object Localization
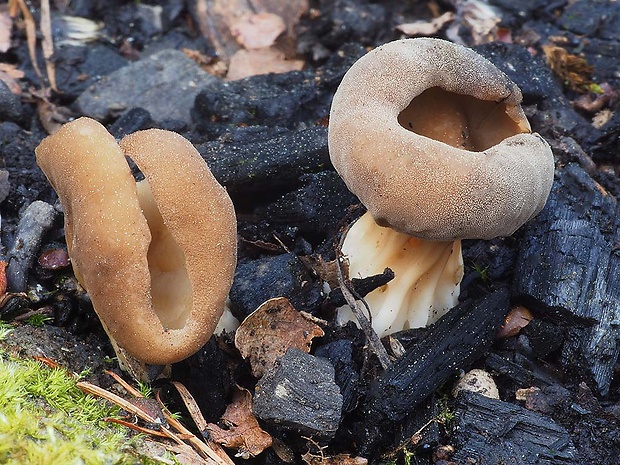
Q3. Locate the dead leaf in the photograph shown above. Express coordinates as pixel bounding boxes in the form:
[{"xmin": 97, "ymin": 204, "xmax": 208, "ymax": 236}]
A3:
[
  {"xmin": 206, "ymin": 386, "xmax": 272, "ymax": 459},
  {"xmin": 299, "ymin": 255, "xmax": 340, "ymax": 291},
  {"xmin": 396, "ymin": 11, "xmax": 455, "ymax": 36},
  {"xmin": 0, "ymin": 5, "xmax": 12, "ymax": 53},
  {"xmin": 226, "ymin": 47, "xmax": 304, "ymax": 81},
  {"xmin": 190, "ymin": 0, "xmax": 307, "ymax": 70},
  {"xmin": 0, "ymin": 63, "xmax": 25, "ymax": 95},
  {"xmin": 0, "ymin": 261, "xmax": 7, "ymax": 296},
  {"xmin": 30, "ymin": 87, "xmax": 72, "ymax": 134},
  {"xmin": 302, "ymin": 452, "xmax": 368, "ymax": 465},
  {"xmin": 234, "ymin": 297, "xmax": 324, "ymax": 378},
  {"xmin": 446, "ymin": 0, "xmax": 502, "ymax": 45},
  {"xmin": 231, "ymin": 12, "xmax": 286, "ymax": 49}
]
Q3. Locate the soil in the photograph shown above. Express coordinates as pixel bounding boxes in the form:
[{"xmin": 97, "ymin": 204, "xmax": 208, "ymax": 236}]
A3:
[{"xmin": 1, "ymin": 1, "xmax": 620, "ymax": 464}]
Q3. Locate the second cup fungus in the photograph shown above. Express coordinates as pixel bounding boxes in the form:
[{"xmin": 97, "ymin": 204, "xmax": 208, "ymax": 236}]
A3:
[
  {"xmin": 329, "ymin": 38, "xmax": 554, "ymax": 337},
  {"xmin": 35, "ymin": 117, "xmax": 237, "ymax": 367}
]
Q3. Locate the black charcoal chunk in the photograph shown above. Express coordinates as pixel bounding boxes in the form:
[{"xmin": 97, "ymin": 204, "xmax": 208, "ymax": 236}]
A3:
[
  {"xmin": 229, "ymin": 253, "xmax": 324, "ymax": 320},
  {"xmin": 315, "ymin": 340, "xmax": 362, "ymax": 414},
  {"xmin": 254, "ymin": 348, "xmax": 343, "ymax": 439},
  {"xmin": 452, "ymin": 390, "xmax": 578, "ymax": 464},
  {"xmin": 513, "ymin": 163, "xmax": 620, "ymax": 395},
  {"xmin": 363, "ymin": 288, "xmax": 511, "ymax": 424},
  {"xmin": 198, "ymin": 126, "xmax": 330, "ymax": 205}
]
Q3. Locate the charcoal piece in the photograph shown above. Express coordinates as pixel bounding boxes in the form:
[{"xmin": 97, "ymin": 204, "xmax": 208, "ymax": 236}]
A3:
[
  {"xmin": 452, "ymin": 391, "xmax": 578, "ymax": 464},
  {"xmin": 108, "ymin": 108, "xmax": 153, "ymax": 139},
  {"xmin": 315, "ymin": 340, "xmax": 362, "ymax": 413},
  {"xmin": 6, "ymin": 201, "xmax": 57, "ymax": 292},
  {"xmin": 229, "ymin": 253, "xmax": 324, "ymax": 320},
  {"xmin": 260, "ymin": 171, "xmax": 358, "ymax": 241},
  {"xmin": 513, "ymin": 163, "xmax": 620, "ymax": 395},
  {"xmin": 485, "ymin": 352, "xmax": 536, "ymax": 386},
  {"xmin": 521, "ymin": 320, "xmax": 564, "ymax": 358},
  {"xmin": 364, "ymin": 288, "xmax": 510, "ymax": 423},
  {"xmin": 326, "ymin": 268, "xmax": 395, "ymax": 308},
  {"xmin": 193, "ymin": 43, "xmax": 363, "ymax": 130},
  {"xmin": 253, "ymin": 348, "xmax": 343, "ymax": 439},
  {"xmin": 193, "ymin": 71, "xmax": 322, "ymax": 129},
  {"xmin": 198, "ymin": 126, "xmax": 330, "ymax": 205}
]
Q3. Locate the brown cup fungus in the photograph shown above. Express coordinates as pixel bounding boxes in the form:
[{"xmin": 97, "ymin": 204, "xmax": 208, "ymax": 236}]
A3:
[
  {"xmin": 328, "ymin": 38, "xmax": 554, "ymax": 337},
  {"xmin": 35, "ymin": 117, "xmax": 237, "ymax": 366}
]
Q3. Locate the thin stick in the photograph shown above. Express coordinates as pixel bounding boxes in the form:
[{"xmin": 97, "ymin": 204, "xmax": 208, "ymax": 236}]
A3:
[{"xmin": 336, "ymin": 230, "xmax": 391, "ymax": 369}]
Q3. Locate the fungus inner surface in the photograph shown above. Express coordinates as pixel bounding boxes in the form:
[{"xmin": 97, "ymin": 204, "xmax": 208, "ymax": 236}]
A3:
[
  {"xmin": 136, "ymin": 179, "xmax": 192, "ymax": 330},
  {"xmin": 397, "ymin": 87, "xmax": 527, "ymax": 150}
]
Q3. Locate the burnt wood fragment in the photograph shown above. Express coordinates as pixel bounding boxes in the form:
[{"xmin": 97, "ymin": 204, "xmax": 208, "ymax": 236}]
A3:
[
  {"xmin": 452, "ymin": 390, "xmax": 578, "ymax": 464},
  {"xmin": 253, "ymin": 348, "xmax": 343, "ymax": 439},
  {"xmin": 326, "ymin": 268, "xmax": 395, "ymax": 308},
  {"xmin": 229, "ymin": 252, "xmax": 324, "ymax": 320},
  {"xmin": 513, "ymin": 163, "xmax": 620, "ymax": 395},
  {"xmin": 315, "ymin": 339, "xmax": 363, "ymax": 414},
  {"xmin": 197, "ymin": 126, "xmax": 330, "ymax": 205},
  {"xmin": 363, "ymin": 289, "xmax": 510, "ymax": 424}
]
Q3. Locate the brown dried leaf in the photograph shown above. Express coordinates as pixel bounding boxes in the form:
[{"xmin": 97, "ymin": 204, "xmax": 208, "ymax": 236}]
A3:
[
  {"xmin": 191, "ymin": 0, "xmax": 307, "ymax": 68},
  {"xmin": 396, "ymin": 11, "xmax": 455, "ymax": 36},
  {"xmin": 234, "ymin": 297, "xmax": 324, "ymax": 378},
  {"xmin": 226, "ymin": 47, "xmax": 304, "ymax": 81},
  {"xmin": 302, "ymin": 453, "xmax": 368, "ymax": 465},
  {"xmin": 0, "ymin": 63, "xmax": 25, "ymax": 95},
  {"xmin": 231, "ymin": 12, "xmax": 286, "ymax": 49},
  {"xmin": 206, "ymin": 387, "xmax": 273, "ymax": 459},
  {"xmin": 299, "ymin": 255, "xmax": 340, "ymax": 290}
]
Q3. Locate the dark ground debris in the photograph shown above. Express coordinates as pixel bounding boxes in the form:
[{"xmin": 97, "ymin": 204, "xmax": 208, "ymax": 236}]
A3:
[{"xmin": 1, "ymin": 0, "xmax": 620, "ymax": 464}]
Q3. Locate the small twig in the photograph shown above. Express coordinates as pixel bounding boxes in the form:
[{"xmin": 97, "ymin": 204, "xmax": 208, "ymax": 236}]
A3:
[
  {"xmin": 6, "ymin": 200, "xmax": 57, "ymax": 292},
  {"xmin": 336, "ymin": 232, "xmax": 391, "ymax": 370}
]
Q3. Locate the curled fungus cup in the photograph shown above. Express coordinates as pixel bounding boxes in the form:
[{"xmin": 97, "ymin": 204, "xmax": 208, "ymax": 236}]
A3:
[
  {"xmin": 36, "ymin": 117, "xmax": 237, "ymax": 366},
  {"xmin": 329, "ymin": 38, "xmax": 554, "ymax": 336}
]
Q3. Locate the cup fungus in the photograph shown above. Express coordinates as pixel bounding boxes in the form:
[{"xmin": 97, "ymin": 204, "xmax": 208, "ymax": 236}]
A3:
[
  {"xmin": 329, "ymin": 38, "xmax": 554, "ymax": 337},
  {"xmin": 35, "ymin": 117, "xmax": 237, "ymax": 366}
]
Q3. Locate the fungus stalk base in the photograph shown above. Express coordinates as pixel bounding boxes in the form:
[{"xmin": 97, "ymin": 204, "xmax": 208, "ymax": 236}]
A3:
[{"xmin": 338, "ymin": 212, "xmax": 464, "ymax": 337}]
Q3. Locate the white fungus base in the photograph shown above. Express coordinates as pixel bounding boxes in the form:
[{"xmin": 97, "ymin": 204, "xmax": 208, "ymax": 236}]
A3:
[{"xmin": 338, "ymin": 212, "xmax": 464, "ymax": 337}]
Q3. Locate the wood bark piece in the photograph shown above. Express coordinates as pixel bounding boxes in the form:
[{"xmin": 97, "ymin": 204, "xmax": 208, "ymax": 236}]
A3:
[
  {"xmin": 513, "ymin": 163, "xmax": 620, "ymax": 395},
  {"xmin": 452, "ymin": 390, "xmax": 578, "ymax": 464},
  {"xmin": 363, "ymin": 288, "xmax": 510, "ymax": 423}
]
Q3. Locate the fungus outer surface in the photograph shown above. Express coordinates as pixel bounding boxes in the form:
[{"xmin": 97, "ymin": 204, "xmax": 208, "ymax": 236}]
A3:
[
  {"xmin": 328, "ymin": 37, "xmax": 555, "ymax": 241},
  {"xmin": 35, "ymin": 118, "xmax": 237, "ymax": 365}
]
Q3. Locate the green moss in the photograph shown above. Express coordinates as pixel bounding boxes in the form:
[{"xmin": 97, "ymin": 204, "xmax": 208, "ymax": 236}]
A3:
[{"xmin": 0, "ymin": 323, "xmax": 152, "ymax": 465}]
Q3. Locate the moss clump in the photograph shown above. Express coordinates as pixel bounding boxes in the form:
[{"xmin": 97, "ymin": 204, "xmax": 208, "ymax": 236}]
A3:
[{"xmin": 0, "ymin": 322, "xmax": 149, "ymax": 465}]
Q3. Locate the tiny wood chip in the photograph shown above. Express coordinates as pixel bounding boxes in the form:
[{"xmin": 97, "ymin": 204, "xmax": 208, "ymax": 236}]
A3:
[
  {"xmin": 234, "ymin": 296, "xmax": 324, "ymax": 378},
  {"xmin": 206, "ymin": 386, "xmax": 272, "ymax": 459}
]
